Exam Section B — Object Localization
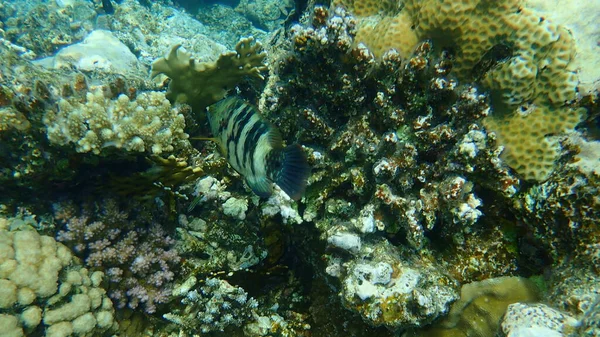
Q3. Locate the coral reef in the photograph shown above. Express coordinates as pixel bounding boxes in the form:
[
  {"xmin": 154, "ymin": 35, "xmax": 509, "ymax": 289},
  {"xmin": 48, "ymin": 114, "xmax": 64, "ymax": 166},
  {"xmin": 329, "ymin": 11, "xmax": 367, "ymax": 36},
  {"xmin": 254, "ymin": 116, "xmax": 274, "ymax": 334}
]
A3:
[
  {"xmin": 331, "ymin": 0, "xmax": 588, "ymax": 181},
  {"xmin": 404, "ymin": 276, "xmax": 541, "ymax": 337},
  {"xmin": 250, "ymin": 5, "xmax": 539, "ymax": 330},
  {"xmin": 54, "ymin": 200, "xmax": 181, "ymax": 314},
  {"xmin": 176, "ymin": 193, "xmax": 267, "ymax": 274},
  {"xmin": 164, "ymin": 273, "xmax": 313, "ymax": 336},
  {"xmin": 0, "ymin": 215, "xmax": 117, "ymax": 336},
  {"xmin": 151, "ymin": 36, "xmax": 268, "ymax": 113},
  {"xmin": 0, "ymin": 0, "xmax": 96, "ymax": 58},
  {"xmin": 328, "ymin": 238, "xmax": 459, "ymax": 328},
  {"xmin": 0, "ymin": 0, "xmax": 597, "ymax": 336},
  {"xmin": 265, "ymin": 2, "xmax": 519, "ymax": 272},
  {"xmin": 0, "ymin": 41, "xmax": 161, "ymax": 196},
  {"xmin": 164, "ymin": 276, "xmax": 258, "ymax": 334},
  {"xmin": 44, "ymin": 90, "xmax": 188, "ymax": 155},
  {"xmin": 333, "ymin": 0, "xmax": 579, "ymax": 106}
]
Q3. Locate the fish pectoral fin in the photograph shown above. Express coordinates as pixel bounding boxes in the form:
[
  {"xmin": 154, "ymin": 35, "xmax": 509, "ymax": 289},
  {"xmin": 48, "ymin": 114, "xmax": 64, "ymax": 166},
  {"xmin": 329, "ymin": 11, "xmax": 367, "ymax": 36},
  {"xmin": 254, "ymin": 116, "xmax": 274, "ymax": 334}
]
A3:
[
  {"xmin": 266, "ymin": 127, "xmax": 283, "ymax": 148},
  {"xmin": 190, "ymin": 136, "xmax": 227, "ymax": 155},
  {"xmin": 245, "ymin": 176, "xmax": 273, "ymax": 198}
]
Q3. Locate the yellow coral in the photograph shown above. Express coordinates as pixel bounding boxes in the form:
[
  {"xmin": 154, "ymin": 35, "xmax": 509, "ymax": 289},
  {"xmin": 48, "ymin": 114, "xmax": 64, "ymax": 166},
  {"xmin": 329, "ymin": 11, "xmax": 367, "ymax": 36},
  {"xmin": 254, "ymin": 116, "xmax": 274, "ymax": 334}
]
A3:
[
  {"xmin": 354, "ymin": 12, "xmax": 419, "ymax": 59},
  {"xmin": 483, "ymin": 104, "xmax": 585, "ymax": 181},
  {"xmin": 333, "ymin": 0, "xmax": 584, "ymax": 180},
  {"xmin": 151, "ymin": 37, "xmax": 267, "ymax": 113},
  {"xmin": 331, "ymin": 0, "xmax": 398, "ymax": 17},
  {"xmin": 0, "ymin": 107, "xmax": 31, "ymax": 132},
  {"xmin": 405, "ymin": 276, "xmax": 541, "ymax": 337}
]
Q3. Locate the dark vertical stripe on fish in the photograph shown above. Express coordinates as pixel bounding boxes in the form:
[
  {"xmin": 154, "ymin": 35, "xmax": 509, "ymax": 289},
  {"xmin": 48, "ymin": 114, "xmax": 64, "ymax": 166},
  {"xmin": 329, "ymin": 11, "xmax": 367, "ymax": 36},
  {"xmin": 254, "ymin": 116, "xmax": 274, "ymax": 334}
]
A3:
[
  {"xmin": 224, "ymin": 108, "xmax": 253, "ymax": 169},
  {"xmin": 233, "ymin": 115, "xmax": 257, "ymax": 170},
  {"xmin": 245, "ymin": 122, "xmax": 269, "ymax": 176}
]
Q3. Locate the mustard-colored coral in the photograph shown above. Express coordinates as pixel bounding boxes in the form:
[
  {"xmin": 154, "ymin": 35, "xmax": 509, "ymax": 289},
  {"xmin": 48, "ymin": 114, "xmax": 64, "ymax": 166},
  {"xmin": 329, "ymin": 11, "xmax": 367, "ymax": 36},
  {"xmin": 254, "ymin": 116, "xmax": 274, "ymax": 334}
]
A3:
[
  {"xmin": 331, "ymin": 0, "xmax": 399, "ymax": 17},
  {"xmin": 332, "ymin": 0, "xmax": 585, "ymax": 181},
  {"xmin": 354, "ymin": 12, "xmax": 419, "ymax": 59},
  {"xmin": 44, "ymin": 91, "xmax": 187, "ymax": 155},
  {"xmin": 0, "ymin": 107, "xmax": 31, "ymax": 132},
  {"xmin": 151, "ymin": 36, "xmax": 267, "ymax": 112},
  {"xmin": 405, "ymin": 276, "xmax": 541, "ymax": 337},
  {"xmin": 483, "ymin": 104, "xmax": 585, "ymax": 181}
]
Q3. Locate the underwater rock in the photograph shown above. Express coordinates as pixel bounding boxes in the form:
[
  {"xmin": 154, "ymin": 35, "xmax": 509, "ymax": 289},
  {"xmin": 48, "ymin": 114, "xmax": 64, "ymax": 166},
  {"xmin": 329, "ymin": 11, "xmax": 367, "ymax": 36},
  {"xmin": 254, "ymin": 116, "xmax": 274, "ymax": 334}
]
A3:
[
  {"xmin": 36, "ymin": 30, "xmax": 144, "ymax": 76},
  {"xmin": 501, "ymin": 303, "xmax": 578, "ymax": 337},
  {"xmin": 326, "ymin": 238, "xmax": 459, "ymax": 329}
]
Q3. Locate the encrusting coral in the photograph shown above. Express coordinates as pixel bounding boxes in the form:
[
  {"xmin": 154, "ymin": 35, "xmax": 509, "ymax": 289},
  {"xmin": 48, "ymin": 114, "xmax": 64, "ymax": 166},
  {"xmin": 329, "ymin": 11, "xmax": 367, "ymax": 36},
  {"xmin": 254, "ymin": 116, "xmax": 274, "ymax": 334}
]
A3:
[
  {"xmin": 331, "ymin": 0, "xmax": 588, "ymax": 181},
  {"xmin": 404, "ymin": 276, "xmax": 541, "ymax": 337}
]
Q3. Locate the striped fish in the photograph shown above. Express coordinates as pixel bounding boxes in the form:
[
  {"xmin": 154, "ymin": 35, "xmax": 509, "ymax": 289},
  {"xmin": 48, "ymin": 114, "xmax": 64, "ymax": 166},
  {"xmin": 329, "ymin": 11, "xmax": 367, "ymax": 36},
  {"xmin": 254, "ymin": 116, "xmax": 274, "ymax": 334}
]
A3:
[{"xmin": 206, "ymin": 97, "xmax": 310, "ymax": 200}]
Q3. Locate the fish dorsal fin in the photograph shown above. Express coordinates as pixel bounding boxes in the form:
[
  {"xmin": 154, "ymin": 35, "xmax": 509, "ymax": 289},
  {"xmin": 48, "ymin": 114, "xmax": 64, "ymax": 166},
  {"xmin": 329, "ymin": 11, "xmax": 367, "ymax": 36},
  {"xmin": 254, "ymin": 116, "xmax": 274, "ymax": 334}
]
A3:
[{"xmin": 245, "ymin": 176, "xmax": 273, "ymax": 198}]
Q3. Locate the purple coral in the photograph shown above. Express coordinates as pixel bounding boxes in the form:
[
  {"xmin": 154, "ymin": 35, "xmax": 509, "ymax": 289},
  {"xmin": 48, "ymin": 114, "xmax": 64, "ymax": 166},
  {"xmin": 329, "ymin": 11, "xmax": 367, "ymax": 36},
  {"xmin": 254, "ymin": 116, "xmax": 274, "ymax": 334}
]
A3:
[{"xmin": 55, "ymin": 200, "xmax": 181, "ymax": 314}]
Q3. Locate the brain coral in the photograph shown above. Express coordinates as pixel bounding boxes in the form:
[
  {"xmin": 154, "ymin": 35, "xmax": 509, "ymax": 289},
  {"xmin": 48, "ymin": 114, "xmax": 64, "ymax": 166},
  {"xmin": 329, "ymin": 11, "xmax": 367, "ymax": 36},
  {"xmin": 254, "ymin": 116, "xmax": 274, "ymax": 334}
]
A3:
[{"xmin": 332, "ymin": 0, "xmax": 586, "ymax": 181}]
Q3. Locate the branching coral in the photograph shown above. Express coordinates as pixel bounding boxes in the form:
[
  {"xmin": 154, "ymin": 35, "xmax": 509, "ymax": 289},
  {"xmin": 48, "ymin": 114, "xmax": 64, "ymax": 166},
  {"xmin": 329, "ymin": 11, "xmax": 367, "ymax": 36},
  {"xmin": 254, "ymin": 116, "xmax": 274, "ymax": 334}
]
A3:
[
  {"xmin": 257, "ymin": 6, "xmax": 529, "ymax": 329},
  {"xmin": 54, "ymin": 200, "xmax": 181, "ymax": 314},
  {"xmin": 151, "ymin": 36, "xmax": 267, "ymax": 113},
  {"xmin": 44, "ymin": 90, "xmax": 188, "ymax": 155}
]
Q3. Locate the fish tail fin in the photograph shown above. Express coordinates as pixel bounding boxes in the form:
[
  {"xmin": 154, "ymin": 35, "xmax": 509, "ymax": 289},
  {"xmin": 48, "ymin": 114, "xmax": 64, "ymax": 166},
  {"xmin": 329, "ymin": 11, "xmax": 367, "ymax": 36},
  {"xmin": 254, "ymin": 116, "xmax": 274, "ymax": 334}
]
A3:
[{"xmin": 269, "ymin": 144, "xmax": 310, "ymax": 200}]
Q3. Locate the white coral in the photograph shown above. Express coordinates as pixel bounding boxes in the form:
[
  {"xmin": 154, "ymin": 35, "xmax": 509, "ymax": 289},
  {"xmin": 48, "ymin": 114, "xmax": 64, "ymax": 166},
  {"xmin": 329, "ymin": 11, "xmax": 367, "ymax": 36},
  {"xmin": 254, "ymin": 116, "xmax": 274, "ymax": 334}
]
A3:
[{"xmin": 44, "ymin": 90, "xmax": 188, "ymax": 155}]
